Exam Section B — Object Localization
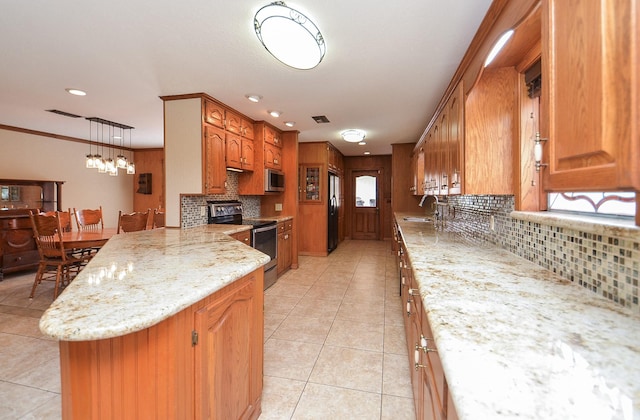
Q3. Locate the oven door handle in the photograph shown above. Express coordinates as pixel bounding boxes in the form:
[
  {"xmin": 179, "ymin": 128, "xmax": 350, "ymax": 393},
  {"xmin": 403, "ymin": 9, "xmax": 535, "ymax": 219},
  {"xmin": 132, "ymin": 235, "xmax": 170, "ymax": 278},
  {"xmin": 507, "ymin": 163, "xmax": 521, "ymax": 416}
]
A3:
[{"xmin": 252, "ymin": 224, "xmax": 277, "ymax": 234}]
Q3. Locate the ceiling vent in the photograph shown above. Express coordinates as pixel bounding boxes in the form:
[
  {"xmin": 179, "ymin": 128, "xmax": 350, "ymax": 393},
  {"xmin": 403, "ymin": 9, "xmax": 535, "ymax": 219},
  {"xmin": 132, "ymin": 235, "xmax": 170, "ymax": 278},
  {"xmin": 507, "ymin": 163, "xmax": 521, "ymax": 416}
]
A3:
[
  {"xmin": 312, "ymin": 115, "xmax": 330, "ymax": 124},
  {"xmin": 46, "ymin": 109, "xmax": 83, "ymax": 118}
]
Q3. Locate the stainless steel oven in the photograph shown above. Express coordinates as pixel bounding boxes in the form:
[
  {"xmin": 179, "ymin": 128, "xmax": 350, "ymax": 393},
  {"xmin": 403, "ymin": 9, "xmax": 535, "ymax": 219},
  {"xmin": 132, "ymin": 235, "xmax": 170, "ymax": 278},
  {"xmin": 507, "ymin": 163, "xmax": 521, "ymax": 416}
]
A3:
[{"xmin": 207, "ymin": 200, "xmax": 278, "ymax": 290}]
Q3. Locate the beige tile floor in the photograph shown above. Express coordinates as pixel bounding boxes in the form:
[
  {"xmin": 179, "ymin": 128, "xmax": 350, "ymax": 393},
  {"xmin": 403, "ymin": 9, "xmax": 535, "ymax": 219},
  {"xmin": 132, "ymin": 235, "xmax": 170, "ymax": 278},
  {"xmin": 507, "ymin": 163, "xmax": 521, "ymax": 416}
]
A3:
[{"xmin": 0, "ymin": 239, "xmax": 415, "ymax": 419}]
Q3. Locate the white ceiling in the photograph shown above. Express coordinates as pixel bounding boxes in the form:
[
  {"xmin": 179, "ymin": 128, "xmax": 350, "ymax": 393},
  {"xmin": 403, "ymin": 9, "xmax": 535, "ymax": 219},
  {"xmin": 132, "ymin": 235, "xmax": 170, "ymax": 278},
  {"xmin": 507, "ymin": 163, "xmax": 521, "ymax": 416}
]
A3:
[{"xmin": 0, "ymin": 0, "xmax": 493, "ymax": 156}]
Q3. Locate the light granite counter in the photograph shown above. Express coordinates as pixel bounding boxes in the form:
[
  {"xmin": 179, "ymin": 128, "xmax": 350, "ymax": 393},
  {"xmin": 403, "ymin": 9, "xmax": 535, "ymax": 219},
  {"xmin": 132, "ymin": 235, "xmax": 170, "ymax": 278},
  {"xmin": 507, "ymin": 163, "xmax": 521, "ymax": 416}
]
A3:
[
  {"xmin": 395, "ymin": 212, "xmax": 640, "ymax": 420},
  {"xmin": 39, "ymin": 224, "xmax": 269, "ymax": 341}
]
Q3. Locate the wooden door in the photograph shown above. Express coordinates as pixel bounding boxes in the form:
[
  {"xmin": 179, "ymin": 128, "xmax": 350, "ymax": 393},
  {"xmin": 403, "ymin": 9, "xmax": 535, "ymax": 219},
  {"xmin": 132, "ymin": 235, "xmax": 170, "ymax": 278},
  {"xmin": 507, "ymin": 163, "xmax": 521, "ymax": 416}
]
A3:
[
  {"xmin": 351, "ymin": 170, "xmax": 380, "ymax": 240},
  {"xmin": 194, "ymin": 274, "xmax": 262, "ymax": 420}
]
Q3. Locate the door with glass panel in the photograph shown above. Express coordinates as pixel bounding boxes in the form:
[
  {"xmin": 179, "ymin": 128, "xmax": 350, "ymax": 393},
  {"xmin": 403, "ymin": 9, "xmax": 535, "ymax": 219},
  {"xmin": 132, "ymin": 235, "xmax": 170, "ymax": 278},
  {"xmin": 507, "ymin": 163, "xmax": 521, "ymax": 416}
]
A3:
[{"xmin": 352, "ymin": 170, "xmax": 379, "ymax": 240}]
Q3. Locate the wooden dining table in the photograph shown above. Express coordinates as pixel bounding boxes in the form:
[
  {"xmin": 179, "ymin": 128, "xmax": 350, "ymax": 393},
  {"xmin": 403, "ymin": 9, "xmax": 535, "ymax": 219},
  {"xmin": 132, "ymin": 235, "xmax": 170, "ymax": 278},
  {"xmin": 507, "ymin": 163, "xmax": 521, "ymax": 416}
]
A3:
[{"xmin": 59, "ymin": 228, "xmax": 118, "ymax": 250}]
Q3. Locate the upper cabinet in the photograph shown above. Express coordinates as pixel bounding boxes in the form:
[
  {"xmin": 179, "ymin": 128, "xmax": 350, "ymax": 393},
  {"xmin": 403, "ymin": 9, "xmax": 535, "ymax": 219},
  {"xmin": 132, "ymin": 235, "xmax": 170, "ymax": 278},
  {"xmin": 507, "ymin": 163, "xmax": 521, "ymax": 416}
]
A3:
[
  {"xmin": 204, "ymin": 125, "xmax": 226, "ymax": 194},
  {"xmin": 542, "ymin": 0, "xmax": 639, "ymax": 192},
  {"xmin": 204, "ymin": 100, "xmax": 225, "ymax": 129}
]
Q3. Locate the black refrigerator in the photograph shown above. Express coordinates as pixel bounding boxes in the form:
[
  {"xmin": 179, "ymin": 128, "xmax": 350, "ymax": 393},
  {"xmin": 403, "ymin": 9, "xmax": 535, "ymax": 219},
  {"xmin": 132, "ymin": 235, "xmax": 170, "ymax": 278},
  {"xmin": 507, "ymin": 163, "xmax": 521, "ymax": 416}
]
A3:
[{"xmin": 328, "ymin": 172, "xmax": 339, "ymax": 253}]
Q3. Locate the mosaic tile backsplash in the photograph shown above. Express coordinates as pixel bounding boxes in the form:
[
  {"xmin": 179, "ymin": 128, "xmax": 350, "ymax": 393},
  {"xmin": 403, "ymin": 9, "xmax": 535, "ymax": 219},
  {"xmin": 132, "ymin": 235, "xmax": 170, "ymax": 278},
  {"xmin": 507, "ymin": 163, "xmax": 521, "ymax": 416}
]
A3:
[
  {"xmin": 180, "ymin": 171, "xmax": 261, "ymax": 228},
  {"xmin": 442, "ymin": 195, "xmax": 639, "ymax": 315}
]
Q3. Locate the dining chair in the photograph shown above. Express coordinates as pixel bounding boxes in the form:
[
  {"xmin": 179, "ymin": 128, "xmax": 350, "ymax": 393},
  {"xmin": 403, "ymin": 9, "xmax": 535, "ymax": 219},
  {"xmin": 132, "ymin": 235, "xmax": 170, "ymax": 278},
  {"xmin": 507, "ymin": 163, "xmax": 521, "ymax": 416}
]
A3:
[
  {"xmin": 152, "ymin": 208, "xmax": 165, "ymax": 228},
  {"xmin": 29, "ymin": 211, "xmax": 88, "ymax": 299},
  {"xmin": 74, "ymin": 206, "xmax": 104, "ymax": 231},
  {"xmin": 117, "ymin": 209, "xmax": 150, "ymax": 233},
  {"xmin": 42, "ymin": 209, "xmax": 72, "ymax": 232}
]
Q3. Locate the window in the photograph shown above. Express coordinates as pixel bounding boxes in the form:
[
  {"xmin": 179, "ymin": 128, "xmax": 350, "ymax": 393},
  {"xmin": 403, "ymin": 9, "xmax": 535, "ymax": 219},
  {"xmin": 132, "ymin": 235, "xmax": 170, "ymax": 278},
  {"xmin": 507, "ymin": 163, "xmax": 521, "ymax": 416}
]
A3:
[
  {"xmin": 548, "ymin": 192, "xmax": 636, "ymax": 218},
  {"xmin": 355, "ymin": 175, "xmax": 377, "ymax": 207}
]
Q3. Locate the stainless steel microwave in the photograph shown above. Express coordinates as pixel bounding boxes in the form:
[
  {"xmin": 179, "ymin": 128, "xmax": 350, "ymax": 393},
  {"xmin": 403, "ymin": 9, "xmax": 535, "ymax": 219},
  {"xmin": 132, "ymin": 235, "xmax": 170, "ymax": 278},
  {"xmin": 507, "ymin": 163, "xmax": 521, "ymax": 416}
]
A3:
[{"xmin": 264, "ymin": 169, "xmax": 285, "ymax": 192}]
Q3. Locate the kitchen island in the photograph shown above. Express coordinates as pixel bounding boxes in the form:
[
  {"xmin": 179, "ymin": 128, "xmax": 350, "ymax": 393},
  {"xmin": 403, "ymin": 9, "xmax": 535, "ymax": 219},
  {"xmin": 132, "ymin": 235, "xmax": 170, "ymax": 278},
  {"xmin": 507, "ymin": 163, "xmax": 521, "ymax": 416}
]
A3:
[
  {"xmin": 394, "ymin": 212, "xmax": 640, "ymax": 420},
  {"xmin": 40, "ymin": 224, "xmax": 269, "ymax": 419}
]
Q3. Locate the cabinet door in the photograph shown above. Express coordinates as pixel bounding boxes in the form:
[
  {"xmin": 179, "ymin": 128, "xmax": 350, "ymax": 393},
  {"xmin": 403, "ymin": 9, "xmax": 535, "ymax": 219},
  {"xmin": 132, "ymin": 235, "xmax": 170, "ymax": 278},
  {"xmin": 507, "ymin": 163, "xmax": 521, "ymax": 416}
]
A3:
[
  {"xmin": 300, "ymin": 165, "xmax": 322, "ymax": 202},
  {"xmin": 225, "ymin": 133, "xmax": 242, "ymax": 170},
  {"xmin": 204, "ymin": 100, "xmax": 225, "ymax": 129},
  {"xmin": 194, "ymin": 274, "xmax": 262, "ymax": 420},
  {"xmin": 264, "ymin": 143, "xmax": 282, "ymax": 170},
  {"xmin": 241, "ymin": 139, "xmax": 254, "ymax": 171},
  {"xmin": 242, "ymin": 119, "xmax": 255, "ymax": 140},
  {"xmin": 203, "ymin": 124, "xmax": 226, "ymax": 194},
  {"xmin": 543, "ymin": 0, "xmax": 639, "ymax": 191},
  {"xmin": 225, "ymin": 110, "xmax": 243, "ymax": 135},
  {"xmin": 264, "ymin": 126, "xmax": 282, "ymax": 147},
  {"xmin": 277, "ymin": 230, "xmax": 286, "ymax": 275},
  {"xmin": 447, "ymin": 85, "xmax": 463, "ymax": 195}
]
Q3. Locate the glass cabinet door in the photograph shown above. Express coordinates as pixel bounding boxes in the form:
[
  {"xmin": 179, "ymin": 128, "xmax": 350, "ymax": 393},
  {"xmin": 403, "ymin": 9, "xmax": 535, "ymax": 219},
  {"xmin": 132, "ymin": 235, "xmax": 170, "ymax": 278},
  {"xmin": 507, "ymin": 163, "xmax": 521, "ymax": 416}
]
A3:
[{"xmin": 300, "ymin": 165, "xmax": 322, "ymax": 202}]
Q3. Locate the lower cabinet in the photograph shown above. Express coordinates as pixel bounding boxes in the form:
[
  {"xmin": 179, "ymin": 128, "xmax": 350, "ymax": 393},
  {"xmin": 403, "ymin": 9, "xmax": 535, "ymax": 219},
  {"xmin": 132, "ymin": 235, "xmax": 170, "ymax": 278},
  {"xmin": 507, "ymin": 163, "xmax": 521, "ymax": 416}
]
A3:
[
  {"xmin": 230, "ymin": 229, "xmax": 251, "ymax": 246},
  {"xmin": 397, "ymin": 220, "xmax": 457, "ymax": 420},
  {"xmin": 277, "ymin": 219, "xmax": 293, "ymax": 276},
  {"xmin": 0, "ymin": 212, "xmax": 39, "ymax": 280},
  {"xmin": 58, "ymin": 270, "xmax": 264, "ymax": 419}
]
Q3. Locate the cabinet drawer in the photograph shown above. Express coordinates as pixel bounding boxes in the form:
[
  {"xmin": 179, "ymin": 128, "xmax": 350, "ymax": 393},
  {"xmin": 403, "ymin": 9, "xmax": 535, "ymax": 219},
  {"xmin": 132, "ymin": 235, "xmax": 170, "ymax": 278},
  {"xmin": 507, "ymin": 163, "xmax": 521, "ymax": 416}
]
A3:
[
  {"xmin": 2, "ymin": 249, "xmax": 39, "ymax": 271},
  {"xmin": 0, "ymin": 217, "xmax": 32, "ymax": 230},
  {"xmin": 231, "ymin": 230, "xmax": 251, "ymax": 245}
]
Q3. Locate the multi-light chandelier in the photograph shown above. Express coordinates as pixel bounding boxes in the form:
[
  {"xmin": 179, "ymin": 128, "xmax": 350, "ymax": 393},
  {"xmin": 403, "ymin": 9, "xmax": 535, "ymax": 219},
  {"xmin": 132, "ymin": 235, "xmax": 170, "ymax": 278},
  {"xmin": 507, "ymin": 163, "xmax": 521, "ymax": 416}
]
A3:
[{"xmin": 84, "ymin": 117, "xmax": 135, "ymax": 176}]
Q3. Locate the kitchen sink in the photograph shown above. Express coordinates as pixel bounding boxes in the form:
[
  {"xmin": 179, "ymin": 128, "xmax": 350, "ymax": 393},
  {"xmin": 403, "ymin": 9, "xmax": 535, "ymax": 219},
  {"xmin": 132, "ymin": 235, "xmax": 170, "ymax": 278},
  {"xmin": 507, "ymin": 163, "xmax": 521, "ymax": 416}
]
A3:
[{"xmin": 403, "ymin": 216, "xmax": 433, "ymax": 222}]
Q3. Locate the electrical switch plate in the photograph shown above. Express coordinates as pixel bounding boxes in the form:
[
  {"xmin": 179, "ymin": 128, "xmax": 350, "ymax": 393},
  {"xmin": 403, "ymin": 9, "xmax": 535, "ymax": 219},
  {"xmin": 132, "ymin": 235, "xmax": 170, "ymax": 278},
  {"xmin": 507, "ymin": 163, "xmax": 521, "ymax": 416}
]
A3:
[
  {"xmin": 201, "ymin": 206, "xmax": 206, "ymax": 217},
  {"xmin": 489, "ymin": 215, "xmax": 495, "ymax": 231},
  {"xmin": 275, "ymin": 203, "xmax": 283, "ymax": 211}
]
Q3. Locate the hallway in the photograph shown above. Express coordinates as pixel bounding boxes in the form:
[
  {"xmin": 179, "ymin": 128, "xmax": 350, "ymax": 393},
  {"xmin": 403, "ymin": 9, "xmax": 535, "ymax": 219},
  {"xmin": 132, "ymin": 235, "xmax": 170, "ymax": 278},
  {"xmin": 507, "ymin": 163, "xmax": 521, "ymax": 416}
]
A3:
[{"xmin": 0, "ymin": 239, "xmax": 414, "ymax": 419}]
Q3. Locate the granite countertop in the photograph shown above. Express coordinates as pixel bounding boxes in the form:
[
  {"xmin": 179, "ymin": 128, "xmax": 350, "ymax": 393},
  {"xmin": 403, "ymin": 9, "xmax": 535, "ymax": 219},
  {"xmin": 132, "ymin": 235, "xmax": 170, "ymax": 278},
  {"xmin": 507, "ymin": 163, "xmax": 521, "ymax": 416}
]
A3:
[
  {"xmin": 39, "ymin": 225, "xmax": 270, "ymax": 341},
  {"xmin": 394, "ymin": 212, "xmax": 640, "ymax": 420},
  {"xmin": 245, "ymin": 215, "xmax": 293, "ymax": 223}
]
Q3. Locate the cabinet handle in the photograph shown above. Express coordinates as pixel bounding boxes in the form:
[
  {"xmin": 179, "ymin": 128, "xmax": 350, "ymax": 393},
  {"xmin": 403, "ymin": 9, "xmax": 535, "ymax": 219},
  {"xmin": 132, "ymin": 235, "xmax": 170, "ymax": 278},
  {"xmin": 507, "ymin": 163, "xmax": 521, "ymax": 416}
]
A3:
[
  {"xmin": 414, "ymin": 347, "xmax": 427, "ymax": 370},
  {"xmin": 284, "ymin": 234, "xmax": 289, "ymax": 240},
  {"xmin": 417, "ymin": 337, "xmax": 437, "ymax": 354},
  {"xmin": 406, "ymin": 300, "xmax": 412, "ymax": 317},
  {"xmin": 401, "ymin": 276, "xmax": 406, "ymax": 285},
  {"xmin": 409, "ymin": 288, "xmax": 419, "ymax": 296}
]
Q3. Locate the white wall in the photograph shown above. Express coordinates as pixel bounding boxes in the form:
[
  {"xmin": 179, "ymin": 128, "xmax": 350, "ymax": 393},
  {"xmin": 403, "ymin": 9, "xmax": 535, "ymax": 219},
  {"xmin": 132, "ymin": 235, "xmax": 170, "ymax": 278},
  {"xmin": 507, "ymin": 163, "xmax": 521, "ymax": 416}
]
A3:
[{"xmin": 0, "ymin": 128, "xmax": 133, "ymax": 227}]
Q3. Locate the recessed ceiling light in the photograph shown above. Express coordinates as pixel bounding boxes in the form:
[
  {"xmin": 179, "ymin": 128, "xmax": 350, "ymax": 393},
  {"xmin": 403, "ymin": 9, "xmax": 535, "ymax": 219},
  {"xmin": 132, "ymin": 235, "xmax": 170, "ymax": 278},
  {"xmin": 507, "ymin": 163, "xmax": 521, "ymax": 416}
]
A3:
[
  {"xmin": 245, "ymin": 94, "xmax": 263, "ymax": 103},
  {"xmin": 358, "ymin": 141, "xmax": 366, "ymax": 145},
  {"xmin": 269, "ymin": 110, "xmax": 282, "ymax": 118},
  {"xmin": 65, "ymin": 88, "xmax": 86, "ymax": 96},
  {"xmin": 364, "ymin": 151, "xmax": 371, "ymax": 155},
  {"xmin": 284, "ymin": 121, "xmax": 295, "ymax": 127},
  {"xmin": 341, "ymin": 129, "xmax": 366, "ymax": 143}
]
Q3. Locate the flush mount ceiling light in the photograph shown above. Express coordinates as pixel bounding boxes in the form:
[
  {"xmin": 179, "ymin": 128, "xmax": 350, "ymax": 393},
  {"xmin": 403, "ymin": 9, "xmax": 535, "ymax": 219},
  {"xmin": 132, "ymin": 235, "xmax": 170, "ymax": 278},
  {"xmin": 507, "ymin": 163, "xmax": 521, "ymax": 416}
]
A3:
[
  {"xmin": 254, "ymin": 1, "xmax": 326, "ymax": 70},
  {"xmin": 341, "ymin": 129, "xmax": 366, "ymax": 143},
  {"xmin": 269, "ymin": 110, "xmax": 282, "ymax": 118},
  {"xmin": 245, "ymin": 94, "xmax": 263, "ymax": 103},
  {"xmin": 284, "ymin": 121, "xmax": 295, "ymax": 127},
  {"xmin": 484, "ymin": 29, "xmax": 514, "ymax": 67},
  {"xmin": 65, "ymin": 88, "xmax": 86, "ymax": 96},
  {"xmin": 358, "ymin": 141, "xmax": 366, "ymax": 145}
]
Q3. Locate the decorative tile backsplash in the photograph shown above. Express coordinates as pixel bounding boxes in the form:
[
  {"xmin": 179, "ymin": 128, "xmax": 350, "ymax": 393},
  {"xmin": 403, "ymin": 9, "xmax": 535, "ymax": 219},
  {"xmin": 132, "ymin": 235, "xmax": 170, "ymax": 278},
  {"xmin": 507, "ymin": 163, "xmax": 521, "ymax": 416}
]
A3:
[
  {"xmin": 180, "ymin": 171, "xmax": 261, "ymax": 228},
  {"xmin": 444, "ymin": 195, "xmax": 639, "ymax": 315}
]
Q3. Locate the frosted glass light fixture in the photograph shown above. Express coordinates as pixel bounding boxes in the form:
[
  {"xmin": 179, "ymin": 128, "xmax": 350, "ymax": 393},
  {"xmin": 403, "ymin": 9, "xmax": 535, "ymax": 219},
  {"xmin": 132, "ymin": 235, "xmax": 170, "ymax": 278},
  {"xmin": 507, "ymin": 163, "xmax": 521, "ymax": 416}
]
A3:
[
  {"xmin": 341, "ymin": 129, "xmax": 366, "ymax": 143},
  {"xmin": 254, "ymin": 1, "xmax": 326, "ymax": 70}
]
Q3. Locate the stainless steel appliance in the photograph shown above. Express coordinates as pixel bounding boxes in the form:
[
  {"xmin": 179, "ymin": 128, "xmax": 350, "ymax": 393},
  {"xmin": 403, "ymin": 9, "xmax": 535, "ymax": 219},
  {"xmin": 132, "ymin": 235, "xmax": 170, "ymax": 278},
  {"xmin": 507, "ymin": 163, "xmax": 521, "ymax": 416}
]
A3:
[
  {"xmin": 207, "ymin": 200, "xmax": 278, "ymax": 289},
  {"xmin": 328, "ymin": 172, "xmax": 339, "ymax": 253},
  {"xmin": 264, "ymin": 168, "xmax": 285, "ymax": 192}
]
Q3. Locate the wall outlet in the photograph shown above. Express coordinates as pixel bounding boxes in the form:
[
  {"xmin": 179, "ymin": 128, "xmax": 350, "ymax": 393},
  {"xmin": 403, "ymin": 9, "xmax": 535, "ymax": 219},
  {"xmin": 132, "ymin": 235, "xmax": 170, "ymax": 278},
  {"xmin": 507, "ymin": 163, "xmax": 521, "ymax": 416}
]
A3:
[
  {"xmin": 489, "ymin": 215, "xmax": 495, "ymax": 231},
  {"xmin": 275, "ymin": 203, "xmax": 283, "ymax": 212},
  {"xmin": 201, "ymin": 206, "xmax": 206, "ymax": 217}
]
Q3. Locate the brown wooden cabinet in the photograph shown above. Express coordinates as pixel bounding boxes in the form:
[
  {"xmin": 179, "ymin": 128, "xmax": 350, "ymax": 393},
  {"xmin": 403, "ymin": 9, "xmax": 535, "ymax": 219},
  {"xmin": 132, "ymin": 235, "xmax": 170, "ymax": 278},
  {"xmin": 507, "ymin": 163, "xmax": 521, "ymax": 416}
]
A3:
[
  {"xmin": 264, "ymin": 143, "xmax": 282, "ymax": 171},
  {"xmin": 0, "ymin": 211, "xmax": 39, "ymax": 280},
  {"xmin": 264, "ymin": 126, "xmax": 281, "ymax": 147},
  {"xmin": 226, "ymin": 135, "xmax": 255, "ymax": 172},
  {"xmin": 416, "ymin": 82, "xmax": 464, "ymax": 197},
  {"xmin": 204, "ymin": 99, "xmax": 225, "ymax": 129},
  {"xmin": 230, "ymin": 229, "xmax": 251, "ymax": 246},
  {"xmin": 203, "ymin": 124, "xmax": 227, "ymax": 194},
  {"xmin": 276, "ymin": 219, "xmax": 293, "ymax": 276},
  {"xmin": 194, "ymin": 272, "xmax": 263, "ymax": 419},
  {"xmin": 59, "ymin": 270, "xmax": 264, "ymax": 419},
  {"xmin": 396, "ymin": 219, "xmax": 457, "ymax": 420},
  {"xmin": 542, "ymin": 0, "xmax": 639, "ymax": 193}
]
